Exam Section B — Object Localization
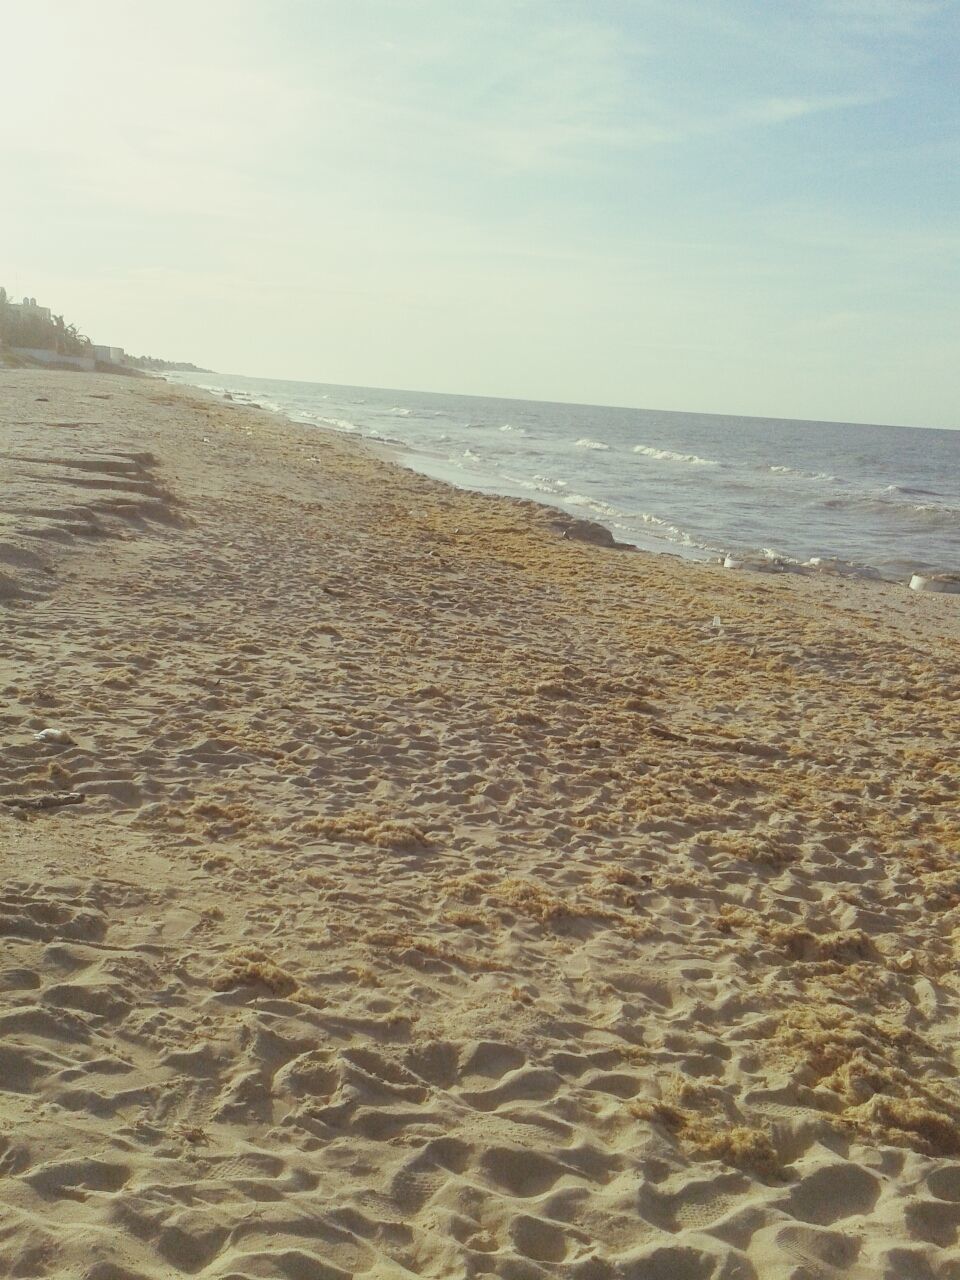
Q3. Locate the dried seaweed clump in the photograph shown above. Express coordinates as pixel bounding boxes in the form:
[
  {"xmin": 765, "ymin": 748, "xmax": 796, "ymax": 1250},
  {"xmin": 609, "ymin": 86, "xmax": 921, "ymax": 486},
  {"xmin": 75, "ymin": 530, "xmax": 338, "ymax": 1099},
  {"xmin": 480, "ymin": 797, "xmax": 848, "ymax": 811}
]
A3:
[
  {"xmin": 492, "ymin": 877, "xmax": 581, "ymax": 923},
  {"xmin": 304, "ymin": 810, "xmax": 430, "ymax": 852},
  {"xmin": 488, "ymin": 876, "xmax": 626, "ymax": 926},
  {"xmin": 769, "ymin": 1003, "xmax": 960, "ymax": 1155},
  {"xmin": 766, "ymin": 924, "xmax": 875, "ymax": 965},
  {"xmin": 633, "ymin": 1089, "xmax": 780, "ymax": 1178},
  {"xmin": 188, "ymin": 798, "xmax": 260, "ymax": 838},
  {"xmin": 212, "ymin": 947, "xmax": 299, "ymax": 998},
  {"xmin": 716, "ymin": 906, "xmax": 874, "ymax": 966},
  {"xmin": 849, "ymin": 1094, "xmax": 960, "ymax": 1155}
]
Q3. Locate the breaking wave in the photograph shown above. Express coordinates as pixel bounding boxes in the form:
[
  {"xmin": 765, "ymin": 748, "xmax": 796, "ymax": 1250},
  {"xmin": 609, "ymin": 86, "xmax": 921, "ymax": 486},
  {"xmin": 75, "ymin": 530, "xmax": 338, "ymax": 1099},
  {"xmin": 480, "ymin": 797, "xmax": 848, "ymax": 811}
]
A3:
[
  {"xmin": 767, "ymin": 464, "xmax": 841, "ymax": 483},
  {"xmin": 311, "ymin": 415, "xmax": 360, "ymax": 433},
  {"xmin": 634, "ymin": 445, "xmax": 720, "ymax": 466}
]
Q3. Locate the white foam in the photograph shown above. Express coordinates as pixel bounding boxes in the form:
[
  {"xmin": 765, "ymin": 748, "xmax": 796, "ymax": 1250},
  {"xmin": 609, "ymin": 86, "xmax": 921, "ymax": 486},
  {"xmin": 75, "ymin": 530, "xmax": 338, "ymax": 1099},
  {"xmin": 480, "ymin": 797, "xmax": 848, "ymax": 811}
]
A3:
[
  {"xmin": 314, "ymin": 416, "xmax": 360, "ymax": 433},
  {"xmin": 567, "ymin": 493, "xmax": 618, "ymax": 516},
  {"xmin": 767, "ymin": 464, "xmax": 838, "ymax": 481},
  {"xmin": 639, "ymin": 512, "xmax": 699, "ymax": 547},
  {"xmin": 575, "ymin": 438, "xmax": 611, "ymax": 451},
  {"xmin": 505, "ymin": 474, "xmax": 566, "ymax": 497},
  {"xmin": 634, "ymin": 445, "xmax": 719, "ymax": 466}
]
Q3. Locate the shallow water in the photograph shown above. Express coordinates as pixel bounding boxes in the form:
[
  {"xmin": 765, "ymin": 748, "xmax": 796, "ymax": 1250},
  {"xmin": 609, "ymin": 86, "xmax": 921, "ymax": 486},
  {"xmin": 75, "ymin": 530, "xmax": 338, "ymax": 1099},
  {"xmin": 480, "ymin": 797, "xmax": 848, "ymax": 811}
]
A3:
[{"xmin": 169, "ymin": 371, "xmax": 960, "ymax": 581}]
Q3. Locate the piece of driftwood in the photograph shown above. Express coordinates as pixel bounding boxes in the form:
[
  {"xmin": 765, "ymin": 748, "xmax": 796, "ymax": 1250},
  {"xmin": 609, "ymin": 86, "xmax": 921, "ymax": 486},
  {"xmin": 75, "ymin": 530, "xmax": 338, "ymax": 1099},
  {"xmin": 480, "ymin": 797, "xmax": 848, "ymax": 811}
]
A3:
[{"xmin": 0, "ymin": 791, "xmax": 86, "ymax": 811}]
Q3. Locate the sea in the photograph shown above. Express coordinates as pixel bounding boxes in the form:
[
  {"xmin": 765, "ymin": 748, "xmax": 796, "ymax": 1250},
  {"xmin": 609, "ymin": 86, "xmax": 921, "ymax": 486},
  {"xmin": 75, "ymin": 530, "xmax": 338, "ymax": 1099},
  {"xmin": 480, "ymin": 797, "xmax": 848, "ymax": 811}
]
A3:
[{"xmin": 167, "ymin": 371, "xmax": 959, "ymax": 583}]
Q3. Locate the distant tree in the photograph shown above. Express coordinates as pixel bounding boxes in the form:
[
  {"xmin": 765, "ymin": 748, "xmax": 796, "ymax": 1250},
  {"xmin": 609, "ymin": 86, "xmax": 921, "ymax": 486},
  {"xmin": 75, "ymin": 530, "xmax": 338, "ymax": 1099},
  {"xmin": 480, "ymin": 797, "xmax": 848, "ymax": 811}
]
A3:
[
  {"xmin": 11, "ymin": 311, "xmax": 56, "ymax": 349},
  {"xmin": 63, "ymin": 322, "xmax": 91, "ymax": 355},
  {"xmin": 52, "ymin": 313, "xmax": 67, "ymax": 354}
]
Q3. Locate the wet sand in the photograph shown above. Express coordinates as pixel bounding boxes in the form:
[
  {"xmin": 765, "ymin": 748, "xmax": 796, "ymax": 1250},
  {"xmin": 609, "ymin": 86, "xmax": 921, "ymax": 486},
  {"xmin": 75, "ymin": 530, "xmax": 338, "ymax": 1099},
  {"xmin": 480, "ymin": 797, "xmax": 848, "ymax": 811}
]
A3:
[{"xmin": 2, "ymin": 369, "xmax": 960, "ymax": 1279}]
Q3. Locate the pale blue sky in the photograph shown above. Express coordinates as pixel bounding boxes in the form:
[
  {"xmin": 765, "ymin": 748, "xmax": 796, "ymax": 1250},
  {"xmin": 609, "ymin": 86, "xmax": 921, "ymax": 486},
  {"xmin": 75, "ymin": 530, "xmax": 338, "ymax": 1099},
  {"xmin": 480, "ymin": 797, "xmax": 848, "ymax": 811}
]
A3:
[{"xmin": 2, "ymin": 0, "xmax": 958, "ymax": 425}]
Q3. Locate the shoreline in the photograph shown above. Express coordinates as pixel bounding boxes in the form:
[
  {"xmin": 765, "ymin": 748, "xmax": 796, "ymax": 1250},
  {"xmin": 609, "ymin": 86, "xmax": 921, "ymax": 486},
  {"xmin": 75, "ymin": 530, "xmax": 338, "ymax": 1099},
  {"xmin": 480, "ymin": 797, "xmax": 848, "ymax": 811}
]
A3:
[
  {"xmin": 189, "ymin": 374, "xmax": 960, "ymax": 650},
  {"xmin": 2, "ymin": 369, "xmax": 960, "ymax": 1277},
  {"xmin": 167, "ymin": 368, "xmax": 960, "ymax": 587}
]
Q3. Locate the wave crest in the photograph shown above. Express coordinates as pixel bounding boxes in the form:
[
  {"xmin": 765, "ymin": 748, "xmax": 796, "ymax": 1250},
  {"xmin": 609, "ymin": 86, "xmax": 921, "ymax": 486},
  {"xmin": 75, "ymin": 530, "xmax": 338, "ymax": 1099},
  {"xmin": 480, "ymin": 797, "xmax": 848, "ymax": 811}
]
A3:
[
  {"xmin": 313, "ymin": 415, "xmax": 359, "ymax": 433},
  {"xmin": 634, "ymin": 445, "xmax": 719, "ymax": 466}
]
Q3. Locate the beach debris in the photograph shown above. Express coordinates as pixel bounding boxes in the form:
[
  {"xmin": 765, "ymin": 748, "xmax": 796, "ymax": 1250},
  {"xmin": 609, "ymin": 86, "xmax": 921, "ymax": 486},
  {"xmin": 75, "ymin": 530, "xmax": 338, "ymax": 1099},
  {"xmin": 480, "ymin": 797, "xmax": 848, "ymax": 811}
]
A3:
[
  {"xmin": 909, "ymin": 573, "xmax": 960, "ymax": 594},
  {"xmin": 177, "ymin": 1124, "xmax": 210, "ymax": 1146},
  {"xmin": 554, "ymin": 517, "xmax": 616, "ymax": 547},
  {"xmin": 711, "ymin": 615, "xmax": 722, "ymax": 631},
  {"xmin": 1, "ymin": 790, "xmax": 85, "ymax": 811},
  {"xmin": 34, "ymin": 728, "xmax": 75, "ymax": 745},
  {"xmin": 648, "ymin": 722, "xmax": 687, "ymax": 743},
  {"xmin": 722, "ymin": 552, "xmax": 790, "ymax": 574},
  {"xmin": 551, "ymin": 517, "xmax": 635, "ymax": 549}
]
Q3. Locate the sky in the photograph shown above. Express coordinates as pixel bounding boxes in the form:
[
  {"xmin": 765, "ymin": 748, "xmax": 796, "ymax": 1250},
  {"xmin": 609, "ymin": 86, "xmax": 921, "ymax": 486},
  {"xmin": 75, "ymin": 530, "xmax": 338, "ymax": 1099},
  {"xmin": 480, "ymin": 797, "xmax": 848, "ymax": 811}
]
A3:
[{"xmin": 1, "ymin": 0, "xmax": 958, "ymax": 427}]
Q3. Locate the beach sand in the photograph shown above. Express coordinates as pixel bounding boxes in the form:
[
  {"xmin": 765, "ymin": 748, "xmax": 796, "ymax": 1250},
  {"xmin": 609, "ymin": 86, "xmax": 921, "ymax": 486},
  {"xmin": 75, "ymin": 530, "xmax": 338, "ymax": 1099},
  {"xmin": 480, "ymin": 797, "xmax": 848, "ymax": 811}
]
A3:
[{"xmin": 2, "ymin": 369, "xmax": 960, "ymax": 1279}]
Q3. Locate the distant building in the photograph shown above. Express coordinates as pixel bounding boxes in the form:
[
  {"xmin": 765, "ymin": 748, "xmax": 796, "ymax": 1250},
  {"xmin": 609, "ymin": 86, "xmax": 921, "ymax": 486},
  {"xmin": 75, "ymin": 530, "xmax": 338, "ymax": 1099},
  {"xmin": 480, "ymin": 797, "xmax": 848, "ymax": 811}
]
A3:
[
  {"xmin": 92, "ymin": 345, "xmax": 126, "ymax": 364},
  {"xmin": 10, "ymin": 296, "xmax": 52, "ymax": 323}
]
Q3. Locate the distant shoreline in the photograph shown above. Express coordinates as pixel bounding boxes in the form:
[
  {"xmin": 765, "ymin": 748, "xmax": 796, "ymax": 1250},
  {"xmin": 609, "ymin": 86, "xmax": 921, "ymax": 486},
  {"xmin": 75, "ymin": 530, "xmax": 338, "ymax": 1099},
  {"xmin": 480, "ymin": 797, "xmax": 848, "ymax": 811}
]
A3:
[{"xmin": 166, "ymin": 367, "xmax": 960, "ymax": 587}]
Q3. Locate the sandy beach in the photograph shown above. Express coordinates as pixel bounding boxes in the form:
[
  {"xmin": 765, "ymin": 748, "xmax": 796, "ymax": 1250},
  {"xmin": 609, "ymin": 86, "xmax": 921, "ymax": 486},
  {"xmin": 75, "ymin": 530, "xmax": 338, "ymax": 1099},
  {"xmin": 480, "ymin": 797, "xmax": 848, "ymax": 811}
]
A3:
[{"xmin": 2, "ymin": 369, "xmax": 960, "ymax": 1279}]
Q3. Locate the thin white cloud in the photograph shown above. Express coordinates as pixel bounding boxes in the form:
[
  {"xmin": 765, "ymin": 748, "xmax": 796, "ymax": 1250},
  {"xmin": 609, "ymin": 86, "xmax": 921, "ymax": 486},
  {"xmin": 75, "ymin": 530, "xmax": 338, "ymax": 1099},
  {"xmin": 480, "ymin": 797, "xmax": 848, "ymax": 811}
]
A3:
[{"xmin": 722, "ymin": 92, "xmax": 885, "ymax": 127}]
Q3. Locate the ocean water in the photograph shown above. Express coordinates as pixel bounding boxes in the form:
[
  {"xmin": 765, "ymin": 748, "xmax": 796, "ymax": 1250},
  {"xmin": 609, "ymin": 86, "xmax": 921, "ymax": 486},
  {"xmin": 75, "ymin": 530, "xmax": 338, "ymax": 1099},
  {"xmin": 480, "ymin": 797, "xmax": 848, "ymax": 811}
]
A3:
[{"xmin": 168, "ymin": 371, "xmax": 960, "ymax": 582}]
